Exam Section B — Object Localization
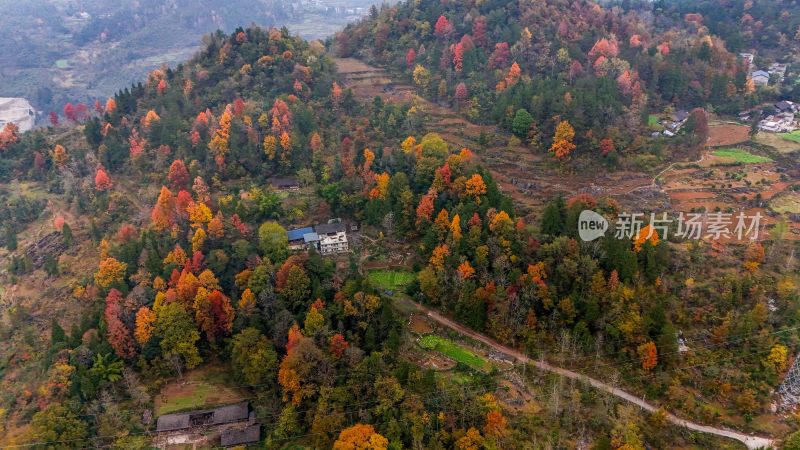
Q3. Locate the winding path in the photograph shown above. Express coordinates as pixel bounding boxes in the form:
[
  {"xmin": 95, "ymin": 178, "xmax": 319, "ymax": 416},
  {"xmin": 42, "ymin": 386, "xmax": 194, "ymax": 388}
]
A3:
[
  {"xmin": 410, "ymin": 300, "xmax": 774, "ymax": 449},
  {"xmin": 624, "ymin": 151, "xmax": 708, "ymax": 195}
]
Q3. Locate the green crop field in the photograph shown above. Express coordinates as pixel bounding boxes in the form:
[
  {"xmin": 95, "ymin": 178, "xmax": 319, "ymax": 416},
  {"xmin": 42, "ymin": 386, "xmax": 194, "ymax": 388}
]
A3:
[
  {"xmin": 419, "ymin": 335, "xmax": 488, "ymax": 370},
  {"xmin": 712, "ymin": 148, "xmax": 772, "ymax": 163},
  {"xmin": 367, "ymin": 269, "xmax": 416, "ymax": 291},
  {"xmin": 648, "ymin": 114, "xmax": 660, "ymax": 126},
  {"xmin": 779, "ymin": 130, "xmax": 800, "ymax": 143}
]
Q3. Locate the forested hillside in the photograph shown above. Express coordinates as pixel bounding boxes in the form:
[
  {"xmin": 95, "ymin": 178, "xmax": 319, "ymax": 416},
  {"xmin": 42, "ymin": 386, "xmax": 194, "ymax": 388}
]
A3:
[
  {"xmin": 0, "ymin": 2, "xmax": 798, "ymax": 449},
  {"xmin": 652, "ymin": 0, "xmax": 800, "ymax": 57},
  {"xmin": 334, "ymin": 0, "xmax": 785, "ymax": 157},
  {"xmin": 0, "ymin": 25, "xmax": 550, "ymax": 449}
]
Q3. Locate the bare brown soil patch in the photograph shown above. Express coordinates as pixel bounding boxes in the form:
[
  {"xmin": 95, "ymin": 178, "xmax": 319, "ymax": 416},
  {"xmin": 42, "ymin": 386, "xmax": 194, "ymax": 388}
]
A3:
[
  {"xmin": 707, "ymin": 123, "xmax": 750, "ymax": 147},
  {"xmin": 418, "ymin": 354, "xmax": 457, "ymax": 371},
  {"xmin": 409, "ymin": 314, "xmax": 433, "ymax": 334},
  {"xmin": 668, "ymin": 190, "xmax": 717, "ymax": 201}
]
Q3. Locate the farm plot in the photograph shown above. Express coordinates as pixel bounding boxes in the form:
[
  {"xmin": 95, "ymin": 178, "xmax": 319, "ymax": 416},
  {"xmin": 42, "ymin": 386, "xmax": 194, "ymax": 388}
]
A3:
[
  {"xmin": 755, "ymin": 132, "xmax": 800, "ymax": 154},
  {"xmin": 707, "ymin": 123, "xmax": 750, "ymax": 147},
  {"xmin": 711, "ymin": 148, "xmax": 772, "ymax": 163},
  {"xmin": 418, "ymin": 335, "xmax": 489, "ymax": 371},
  {"xmin": 779, "ymin": 130, "xmax": 800, "ymax": 143},
  {"xmin": 367, "ymin": 269, "xmax": 416, "ymax": 291},
  {"xmin": 770, "ymin": 191, "xmax": 800, "ymax": 215}
]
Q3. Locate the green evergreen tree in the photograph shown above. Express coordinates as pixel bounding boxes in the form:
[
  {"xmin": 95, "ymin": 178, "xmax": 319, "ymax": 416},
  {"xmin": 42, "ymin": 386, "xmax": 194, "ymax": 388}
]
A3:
[
  {"xmin": 44, "ymin": 254, "xmax": 59, "ymax": 276},
  {"xmin": 90, "ymin": 219, "xmax": 102, "ymax": 242},
  {"xmin": 784, "ymin": 430, "xmax": 800, "ymax": 450},
  {"xmin": 4, "ymin": 226, "xmax": 17, "ymax": 251},
  {"xmin": 62, "ymin": 222, "xmax": 73, "ymax": 247},
  {"xmin": 511, "ymin": 108, "xmax": 533, "ymax": 138},
  {"xmin": 540, "ymin": 197, "xmax": 566, "ymax": 236},
  {"xmin": 50, "ymin": 319, "xmax": 66, "ymax": 346}
]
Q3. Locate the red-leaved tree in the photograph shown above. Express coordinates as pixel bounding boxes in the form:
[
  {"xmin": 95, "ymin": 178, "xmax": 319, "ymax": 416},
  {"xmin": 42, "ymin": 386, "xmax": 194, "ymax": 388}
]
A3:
[{"xmin": 105, "ymin": 289, "xmax": 136, "ymax": 360}]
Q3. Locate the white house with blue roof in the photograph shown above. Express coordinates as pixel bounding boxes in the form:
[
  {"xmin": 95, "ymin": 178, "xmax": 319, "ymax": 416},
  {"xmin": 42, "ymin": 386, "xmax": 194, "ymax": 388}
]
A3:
[{"xmin": 286, "ymin": 221, "xmax": 350, "ymax": 254}]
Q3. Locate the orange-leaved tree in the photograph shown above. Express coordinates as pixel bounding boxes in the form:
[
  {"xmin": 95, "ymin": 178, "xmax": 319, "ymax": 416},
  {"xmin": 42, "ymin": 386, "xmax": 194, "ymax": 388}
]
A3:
[
  {"xmin": 549, "ymin": 120, "xmax": 576, "ymax": 158},
  {"xmin": 105, "ymin": 289, "xmax": 136, "ymax": 359},
  {"xmin": 333, "ymin": 423, "xmax": 388, "ymax": 450},
  {"xmin": 457, "ymin": 261, "xmax": 475, "ymax": 280},
  {"xmin": 465, "ymin": 173, "xmax": 487, "ymax": 203},
  {"xmin": 637, "ymin": 341, "xmax": 658, "ymax": 371},
  {"xmin": 209, "ymin": 105, "xmax": 232, "ymax": 166},
  {"xmin": 151, "ymin": 186, "xmax": 176, "ymax": 231},
  {"xmin": 94, "ymin": 257, "xmax": 127, "ymax": 288},
  {"xmin": 0, "ymin": 123, "xmax": 20, "ymax": 151},
  {"xmin": 134, "ymin": 306, "xmax": 156, "ymax": 345},
  {"xmin": 329, "ymin": 333, "xmax": 348, "ymax": 359},
  {"xmin": 633, "ymin": 224, "xmax": 659, "ymax": 252},
  {"xmin": 53, "ymin": 144, "xmax": 68, "ymax": 167}
]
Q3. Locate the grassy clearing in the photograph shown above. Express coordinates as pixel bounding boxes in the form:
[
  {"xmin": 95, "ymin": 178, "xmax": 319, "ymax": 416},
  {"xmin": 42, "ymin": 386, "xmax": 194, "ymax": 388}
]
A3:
[
  {"xmin": 647, "ymin": 114, "xmax": 664, "ymax": 131},
  {"xmin": 155, "ymin": 364, "xmax": 245, "ymax": 416},
  {"xmin": 712, "ymin": 148, "xmax": 772, "ymax": 163},
  {"xmin": 367, "ymin": 269, "xmax": 415, "ymax": 291},
  {"xmin": 157, "ymin": 384, "xmax": 216, "ymax": 415},
  {"xmin": 770, "ymin": 192, "xmax": 800, "ymax": 215},
  {"xmin": 449, "ymin": 372, "xmax": 477, "ymax": 384},
  {"xmin": 779, "ymin": 130, "xmax": 800, "ymax": 143},
  {"xmin": 418, "ymin": 335, "xmax": 488, "ymax": 370}
]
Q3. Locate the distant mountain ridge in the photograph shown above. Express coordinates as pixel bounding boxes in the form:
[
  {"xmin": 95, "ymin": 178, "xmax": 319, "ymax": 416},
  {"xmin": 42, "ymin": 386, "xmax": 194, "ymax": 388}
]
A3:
[{"xmin": 0, "ymin": 0, "xmax": 373, "ymax": 114}]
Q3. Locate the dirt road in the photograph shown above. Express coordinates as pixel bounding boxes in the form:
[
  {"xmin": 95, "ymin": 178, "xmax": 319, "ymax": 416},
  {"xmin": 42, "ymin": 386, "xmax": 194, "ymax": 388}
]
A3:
[{"xmin": 410, "ymin": 300, "xmax": 774, "ymax": 450}]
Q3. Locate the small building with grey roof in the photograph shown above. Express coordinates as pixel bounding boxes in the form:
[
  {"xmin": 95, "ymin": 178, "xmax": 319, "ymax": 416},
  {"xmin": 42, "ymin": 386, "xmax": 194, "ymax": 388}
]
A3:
[
  {"xmin": 314, "ymin": 222, "xmax": 347, "ymax": 236},
  {"xmin": 221, "ymin": 424, "xmax": 261, "ymax": 447},
  {"xmin": 156, "ymin": 402, "xmax": 250, "ymax": 433},
  {"xmin": 268, "ymin": 176, "xmax": 300, "ymax": 192}
]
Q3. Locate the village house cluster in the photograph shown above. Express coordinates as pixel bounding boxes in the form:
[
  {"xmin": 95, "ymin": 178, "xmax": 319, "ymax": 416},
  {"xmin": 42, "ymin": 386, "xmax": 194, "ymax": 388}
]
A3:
[
  {"xmin": 748, "ymin": 100, "xmax": 800, "ymax": 133},
  {"xmin": 266, "ymin": 177, "xmax": 355, "ymax": 256},
  {"xmin": 739, "ymin": 53, "xmax": 789, "ymax": 86},
  {"xmin": 732, "ymin": 53, "xmax": 799, "ymax": 133},
  {"xmin": 652, "ymin": 109, "xmax": 689, "ymax": 138},
  {"xmin": 286, "ymin": 220, "xmax": 355, "ymax": 255}
]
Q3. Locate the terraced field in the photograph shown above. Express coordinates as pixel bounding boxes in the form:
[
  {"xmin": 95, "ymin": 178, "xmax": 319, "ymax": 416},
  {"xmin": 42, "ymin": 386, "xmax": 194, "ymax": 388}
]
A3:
[
  {"xmin": 334, "ymin": 58, "xmax": 800, "ymax": 241},
  {"xmin": 334, "ymin": 58, "xmax": 655, "ymax": 219}
]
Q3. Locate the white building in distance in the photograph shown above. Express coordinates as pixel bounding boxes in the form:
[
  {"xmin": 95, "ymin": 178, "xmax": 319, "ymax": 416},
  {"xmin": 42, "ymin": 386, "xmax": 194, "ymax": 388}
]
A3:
[{"xmin": 0, "ymin": 98, "xmax": 35, "ymax": 132}]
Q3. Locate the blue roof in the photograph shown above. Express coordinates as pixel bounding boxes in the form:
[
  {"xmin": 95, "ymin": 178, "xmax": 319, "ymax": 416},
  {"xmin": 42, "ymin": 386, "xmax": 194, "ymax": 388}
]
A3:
[
  {"xmin": 287, "ymin": 227, "xmax": 314, "ymax": 241},
  {"xmin": 303, "ymin": 232, "xmax": 319, "ymax": 243}
]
